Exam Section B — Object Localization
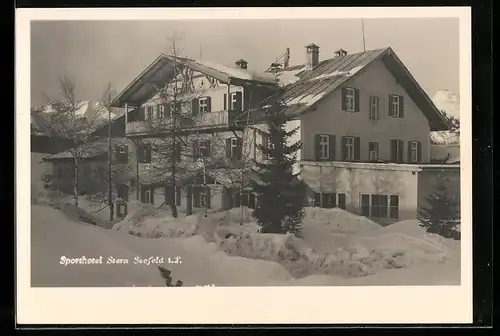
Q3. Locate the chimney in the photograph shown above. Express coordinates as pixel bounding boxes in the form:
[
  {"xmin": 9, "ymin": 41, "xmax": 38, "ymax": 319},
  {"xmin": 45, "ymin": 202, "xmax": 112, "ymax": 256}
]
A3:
[
  {"xmin": 268, "ymin": 62, "xmax": 282, "ymax": 74},
  {"xmin": 305, "ymin": 43, "xmax": 320, "ymax": 71},
  {"xmin": 334, "ymin": 48, "xmax": 348, "ymax": 57},
  {"xmin": 235, "ymin": 59, "xmax": 248, "ymax": 70}
]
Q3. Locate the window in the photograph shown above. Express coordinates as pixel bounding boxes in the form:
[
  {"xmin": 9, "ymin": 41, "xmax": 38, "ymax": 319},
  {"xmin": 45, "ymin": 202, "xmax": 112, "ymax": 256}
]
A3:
[
  {"xmin": 313, "ymin": 193, "xmax": 338, "ymax": 208},
  {"xmin": 239, "ymin": 191, "xmax": 255, "ymax": 209},
  {"xmin": 389, "ymin": 94, "xmax": 404, "ymax": 117},
  {"xmin": 231, "ymin": 94, "xmax": 237, "ymax": 110},
  {"xmin": 369, "ymin": 96, "xmax": 379, "ymax": 120},
  {"xmin": 199, "ymin": 97, "xmax": 209, "ymax": 114},
  {"xmin": 175, "ymin": 187, "xmax": 181, "ymax": 206},
  {"xmin": 319, "ymin": 135, "xmax": 329, "ymax": 160},
  {"xmin": 261, "ymin": 133, "xmax": 270, "ymax": 160},
  {"xmin": 145, "ymin": 106, "xmax": 154, "ymax": 120},
  {"xmin": 409, "ymin": 141, "xmax": 418, "ymax": 163},
  {"xmin": 314, "ymin": 193, "xmax": 321, "ymax": 207},
  {"xmin": 117, "ymin": 184, "xmax": 129, "ymax": 202},
  {"xmin": 158, "ymin": 105, "xmax": 165, "ymax": 119},
  {"xmin": 361, "ymin": 194, "xmax": 370, "ymax": 216},
  {"xmin": 138, "ymin": 144, "xmax": 152, "ymax": 163},
  {"xmin": 345, "ymin": 137, "xmax": 355, "ymax": 160},
  {"xmin": 323, "ymin": 193, "xmax": 336, "ymax": 208},
  {"xmin": 57, "ymin": 167, "xmax": 63, "ymax": 178},
  {"xmin": 370, "ymin": 194, "xmax": 388, "ymax": 218},
  {"xmin": 96, "ymin": 166, "xmax": 106, "ymax": 180},
  {"xmin": 345, "ymin": 88, "xmax": 356, "ymax": 112},
  {"xmin": 227, "ymin": 137, "xmax": 242, "ymax": 161},
  {"xmin": 390, "ymin": 195, "xmax": 399, "ymax": 219},
  {"xmin": 193, "ymin": 187, "xmax": 210, "ymax": 208},
  {"xmin": 390, "ymin": 139, "xmax": 404, "ymax": 163},
  {"xmin": 199, "ymin": 140, "xmax": 210, "ymax": 158},
  {"xmin": 143, "ymin": 188, "xmax": 154, "ymax": 204},
  {"xmin": 116, "ymin": 145, "xmax": 128, "ymax": 164},
  {"xmin": 338, "ymin": 193, "xmax": 346, "ymax": 210},
  {"xmin": 369, "ymin": 142, "xmax": 379, "ymax": 162}
]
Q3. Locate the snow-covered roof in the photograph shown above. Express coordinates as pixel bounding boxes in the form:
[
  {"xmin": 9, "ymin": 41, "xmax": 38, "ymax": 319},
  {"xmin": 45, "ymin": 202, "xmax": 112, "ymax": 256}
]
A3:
[
  {"xmin": 112, "ymin": 54, "xmax": 279, "ymax": 107},
  {"xmin": 44, "ymin": 137, "xmax": 130, "ymax": 161},
  {"xmin": 241, "ymin": 47, "xmax": 450, "ymax": 131}
]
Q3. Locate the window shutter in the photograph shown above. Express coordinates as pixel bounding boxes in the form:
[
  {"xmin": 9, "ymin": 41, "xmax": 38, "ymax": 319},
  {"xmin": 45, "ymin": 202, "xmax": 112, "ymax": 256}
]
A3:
[
  {"xmin": 223, "ymin": 94, "xmax": 227, "ymax": 111},
  {"xmin": 341, "ymin": 88, "xmax": 347, "ymax": 111},
  {"xmin": 139, "ymin": 106, "xmax": 146, "ymax": 121},
  {"xmin": 314, "ymin": 134, "xmax": 321, "ymax": 161},
  {"xmin": 206, "ymin": 140, "xmax": 211, "ymax": 158},
  {"xmin": 398, "ymin": 140, "xmax": 404, "ymax": 163},
  {"xmin": 354, "ymin": 137, "xmax": 361, "ymax": 160},
  {"xmin": 234, "ymin": 92, "xmax": 243, "ymax": 112},
  {"xmin": 115, "ymin": 146, "xmax": 120, "ymax": 163},
  {"xmin": 355, "ymin": 89, "xmax": 360, "ymax": 112},
  {"xmin": 417, "ymin": 141, "xmax": 422, "ymax": 162},
  {"xmin": 341, "ymin": 136, "xmax": 347, "ymax": 160},
  {"xmin": 407, "ymin": 141, "xmax": 412, "ymax": 162},
  {"xmin": 151, "ymin": 188, "xmax": 155, "ymax": 204},
  {"xmin": 388, "ymin": 95, "xmax": 393, "ymax": 116},
  {"xmin": 206, "ymin": 187, "xmax": 211, "ymax": 208},
  {"xmin": 390, "ymin": 139, "xmax": 397, "ymax": 162},
  {"xmin": 193, "ymin": 140, "xmax": 199, "ymax": 161},
  {"xmin": 399, "ymin": 95, "xmax": 405, "ymax": 117},
  {"xmin": 328, "ymin": 135, "xmax": 336, "ymax": 161},
  {"xmin": 191, "ymin": 98, "xmax": 199, "ymax": 116},
  {"xmin": 137, "ymin": 145, "xmax": 145, "ymax": 163},
  {"xmin": 164, "ymin": 103, "xmax": 171, "ymax": 118},
  {"xmin": 225, "ymin": 138, "xmax": 231, "ymax": 158},
  {"xmin": 146, "ymin": 144, "xmax": 152, "ymax": 163},
  {"xmin": 206, "ymin": 96, "xmax": 212, "ymax": 113}
]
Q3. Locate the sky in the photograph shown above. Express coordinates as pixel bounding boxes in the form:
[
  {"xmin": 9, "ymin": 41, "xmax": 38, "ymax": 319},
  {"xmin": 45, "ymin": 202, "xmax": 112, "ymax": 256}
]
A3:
[{"xmin": 30, "ymin": 18, "xmax": 459, "ymax": 107}]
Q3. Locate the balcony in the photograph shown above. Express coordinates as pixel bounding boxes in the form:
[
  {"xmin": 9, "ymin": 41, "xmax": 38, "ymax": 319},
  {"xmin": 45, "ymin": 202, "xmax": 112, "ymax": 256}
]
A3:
[{"xmin": 125, "ymin": 110, "xmax": 234, "ymax": 136}]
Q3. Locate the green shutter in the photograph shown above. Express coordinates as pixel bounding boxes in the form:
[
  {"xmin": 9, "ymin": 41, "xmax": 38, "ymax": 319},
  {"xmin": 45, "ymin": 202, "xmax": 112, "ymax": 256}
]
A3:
[
  {"xmin": 341, "ymin": 136, "xmax": 347, "ymax": 160},
  {"xmin": 417, "ymin": 141, "xmax": 422, "ymax": 162}
]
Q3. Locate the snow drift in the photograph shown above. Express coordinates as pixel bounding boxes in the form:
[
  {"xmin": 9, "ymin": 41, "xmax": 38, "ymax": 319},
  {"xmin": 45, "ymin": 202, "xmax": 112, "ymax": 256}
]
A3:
[{"xmin": 110, "ymin": 204, "xmax": 459, "ymax": 282}]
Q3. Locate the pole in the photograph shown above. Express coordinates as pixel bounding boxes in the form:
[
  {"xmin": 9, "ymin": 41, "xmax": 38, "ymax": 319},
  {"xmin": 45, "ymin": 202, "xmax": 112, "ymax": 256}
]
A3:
[
  {"xmin": 107, "ymin": 85, "xmax": 114, "ymax": 222},
  {"xmin": 361, "ymin": 18, "xmax": 366, "ymax": 52}
]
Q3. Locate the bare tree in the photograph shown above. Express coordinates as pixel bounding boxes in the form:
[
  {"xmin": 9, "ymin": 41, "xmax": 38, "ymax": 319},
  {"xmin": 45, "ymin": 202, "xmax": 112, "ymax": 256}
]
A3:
[
  {"xmin": 39, "ymin": 76, "xmax": 114, "ymax": 207},
  {"xmin": 139, "ymin": 34, "xmax": 205, "ymax": 218}
]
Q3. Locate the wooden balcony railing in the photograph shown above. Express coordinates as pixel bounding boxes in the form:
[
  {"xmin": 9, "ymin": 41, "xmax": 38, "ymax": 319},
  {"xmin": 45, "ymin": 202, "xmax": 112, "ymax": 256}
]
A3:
[{"xmin": 125, "ymin": 110, "xmax": 231, "ymax": 135}]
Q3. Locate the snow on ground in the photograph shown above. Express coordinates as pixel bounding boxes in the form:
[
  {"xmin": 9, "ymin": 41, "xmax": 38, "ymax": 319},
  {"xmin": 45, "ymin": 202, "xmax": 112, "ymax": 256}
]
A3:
[{"xmin": 31, "ymin": 197, "xmax": 460, "ymax": 286}]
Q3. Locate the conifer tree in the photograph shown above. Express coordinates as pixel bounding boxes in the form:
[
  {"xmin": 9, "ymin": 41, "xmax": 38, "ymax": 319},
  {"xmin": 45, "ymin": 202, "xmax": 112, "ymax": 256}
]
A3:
[
  {"xmin": 418, "ymin": 172, "xmax": 460, "ymax": 239},
  {"xmin": 251, "ymin": 94, "xmax": 305, "ymax": 235}
]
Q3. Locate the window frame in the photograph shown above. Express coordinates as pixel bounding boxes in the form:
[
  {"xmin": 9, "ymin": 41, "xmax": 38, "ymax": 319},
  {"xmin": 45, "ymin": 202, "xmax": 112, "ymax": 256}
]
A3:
[
  {"xmin": 199, "ymin": 97, "xmax": 209, "ymax": 114},
  {"xmin": 345, "ymin": 87, "xmax": 356, "ymax": 112},
  {"xmin": 158, "ymin": 105, "xmax": 165, "ymax": 119},
  {"xmin": 410, "ymin": 141, "xmax": 418, "ymax": 163},
  {"xmin": 369, "ymin": 96, "xmax": 379, "ymax": 120},
  {"xmin": 345, "ymin": 136, "xmax": 355, "ymax": 160},
  {"xmin": 199, "ymin": 140, "xmax": 210, "ymax": 158},
  {"xmin": 369, "ymin": 141, "xmax": 379, "ymax": 161},
  {"xmin": 390, "ymin": 94, "xmax": 400, "ymax": 117},
  {"xmin": 319, "ymin": 134, "xmax": 330, "ymax": 160}
]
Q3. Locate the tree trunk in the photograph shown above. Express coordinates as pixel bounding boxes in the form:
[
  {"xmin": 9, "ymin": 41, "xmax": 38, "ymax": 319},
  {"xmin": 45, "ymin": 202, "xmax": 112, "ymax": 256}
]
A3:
[{"xmin": 73, "ymin": 156, "xmax": 79, "ymax": 208}]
